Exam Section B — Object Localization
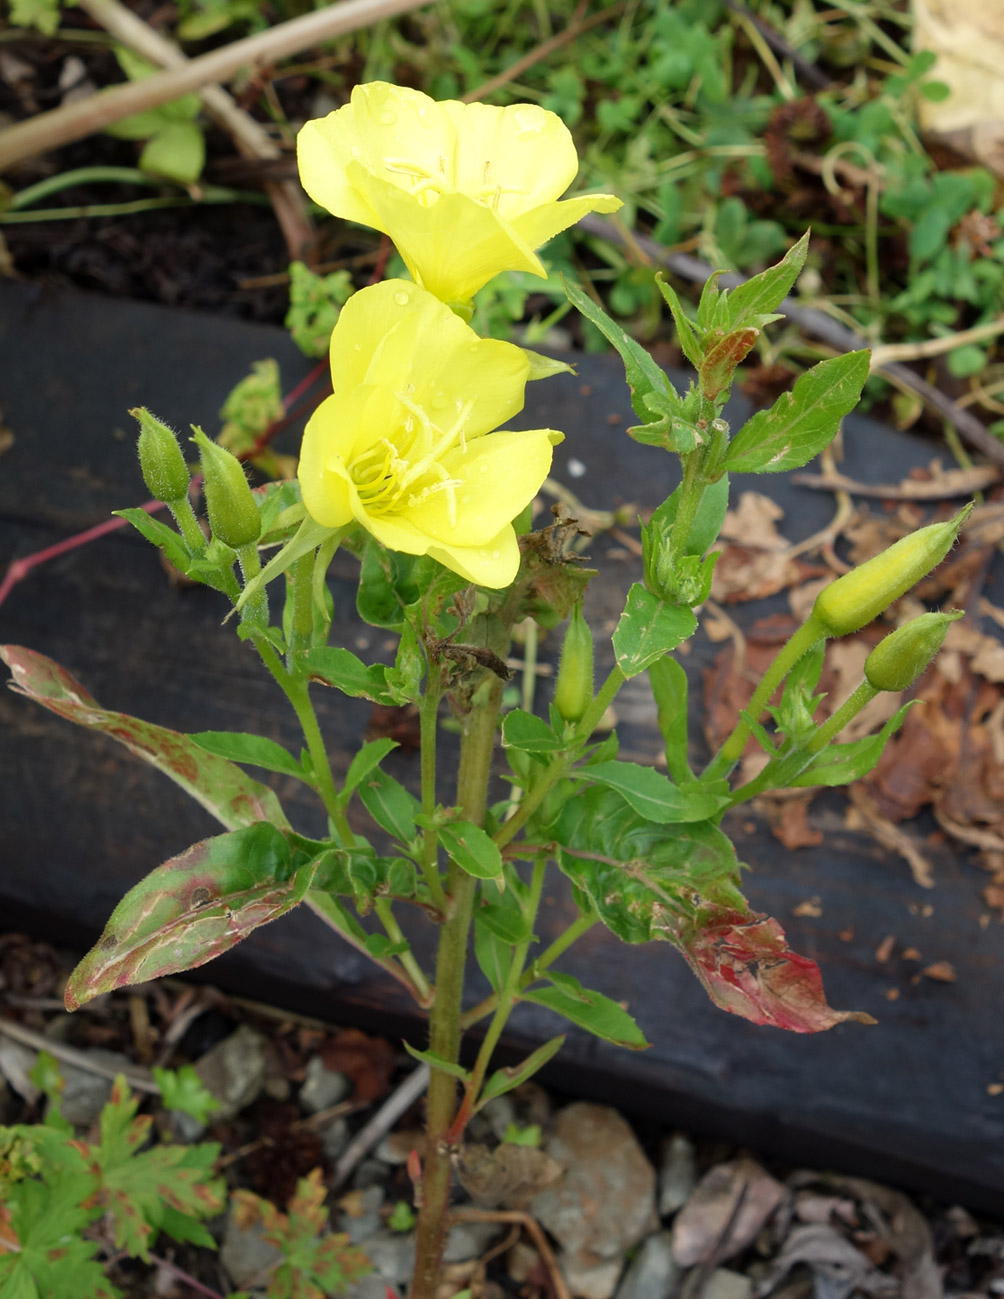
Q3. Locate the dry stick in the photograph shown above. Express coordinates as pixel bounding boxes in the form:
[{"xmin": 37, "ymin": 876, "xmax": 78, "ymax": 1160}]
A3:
[
  {"xmin": 0, "ymin": 0, "xmax": 433, "ymax": 172},
  {"xmin": 329, "ymin": 1062, "xmax": 430, "ymax": 1192},
  {"xmin": 792, "ymin": 464, "xmax": 1001, "ymax": 499},
  {"xmin": 721, "ymin": 0, "xmax": 830, "ymax": 90},
  {"xmin": 450, "ymin": 1208, "xmax": 572, "ymax": 1299},
  {"xmin": 0, "ymin": 1014, "xmax": 160, "ymax": 1093},
  {"xmin": 460, "ymin": 1, "xmax": 626, "ymax": 104},
  {"xmin": 578, "ymin": 215, "xmax": 1004, "ymax": 470},
  {"xmin": 74, "ymin": 0, "xmax": 311, "ymax": 259}
]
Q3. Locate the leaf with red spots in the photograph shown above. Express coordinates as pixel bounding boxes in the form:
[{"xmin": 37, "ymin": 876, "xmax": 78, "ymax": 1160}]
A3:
[
  {"xmin": 676, "ymin": 906, "xmax": 876, "ymax": 1032},
  {"xmin": 65, "ymin": 823, "xmax": 318, "ymax": 1009},
  {"xmin": 1, "ymin": 645, "xmax": 288, "ymax": 831},
  {"xmin": 554, "ymin": 787, "xmax": 872, "ymax": 1033}
]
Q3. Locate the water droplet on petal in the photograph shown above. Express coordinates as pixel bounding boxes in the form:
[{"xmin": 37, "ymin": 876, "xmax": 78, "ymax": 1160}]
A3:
[
  {"xmin": 491, "ymin": 549, "xmax": 501, "ymax": 560},
  {"xmin": 378, "ymin": 110, "xmax": 397, "ymax": 126},
  {"xmin": 394, "ymin": 290, "xmax": 410, "ymax": 306},
  {"xmin": 350, "ymin": 145, "xmax": 362, "ymax": 158}
]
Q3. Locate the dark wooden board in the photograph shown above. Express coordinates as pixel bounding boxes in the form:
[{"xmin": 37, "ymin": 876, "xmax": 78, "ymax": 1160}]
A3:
[{"xmin": 1, "ymin": 280, "xmax": 1002, "ymax": 1212}]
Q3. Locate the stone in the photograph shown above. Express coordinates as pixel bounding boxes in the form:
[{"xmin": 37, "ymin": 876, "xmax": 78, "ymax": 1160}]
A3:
[
  {"xmin": 375, "ymin": 1127, "xmax": 424, "ymax": 1165},
  {"xmin": 320, "ymin": 1115, "xmax": 351, "ymax": 1162},
  {"xmin": 194, "ymin": 1024, "xmax": 268, "ymax": 1121},
  {"xmin": 221, "ymin": 1203, "xmax": 283, "ymax": 1290},
  {"xmin": 701, "ymin": 1269, "xmax": 753, "ymax": 1299},
  {"xmin": 341, "ymin": 1185, "xmax": 385, "ymax": 1245},
  {"xmin": 672, "ymin": 1158, "xmax": 786, "ymax": 1268},
  {"xmin": 443, "ymin": 1219, "xmax": 502, "ymax": 1263},
  {"xmin": 346, "ymin": 1274, "xmax": 396, "ymax": 1299},
  {"xmin": 299, "ymin": 1054, "xmax": 351, "ymax": 1114},
  {"xmin": 528, "ymin": 1102, "xmax": 657, "ymax": 1296},
  {"xmin": 360, "ymin": 1230, "xmax": 416, "ymax": 1287},
  {"xmin": 57, "ymin": 1049, "xmax": 133, "ymax": 1128},
  {"xmin": 658, "ymin": 1133, "xmax": 697, "ymax": 1217},
  {"xmin": 615, "ymin": 1231, "xmax": 682, "ymax": 1299}
]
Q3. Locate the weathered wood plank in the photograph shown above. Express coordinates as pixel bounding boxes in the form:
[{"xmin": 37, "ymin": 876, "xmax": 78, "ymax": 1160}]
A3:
[{"xmin": 1, "ymin": 280, "xmax": 1001, "ymax": 1210}]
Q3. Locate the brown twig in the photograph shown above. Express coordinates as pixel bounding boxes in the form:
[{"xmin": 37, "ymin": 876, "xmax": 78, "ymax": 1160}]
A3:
[
  {"xmin": 722, "ymin": 0, "xmax": 830, "ymax": 90},
  {"xmin": 0, "ymin": 1014, "xmax": 160, "ymax": 1093},
  {"xmin": 74, "ymin": 0, "xmax": 312, "ymax": 260},
  {"xmin": 578, "ymin": 215, "xmax": 1004, "ymax": 470},
  {"xmin": 0, "ymin": 0, "xmax": 434, "ymax": 172},
  {"xmin": 449, "ymin": 1207, "xmax": 572, "ymax": 1299},
  {"xmin": 461, "ymin": 2, "xmax": 626, "ymax": 104},
  {"xmin": 329, "ymin": 1062, "xmax": 430, "ymax": 1192},
  {"xmin": 792, "ymin": 464, "xmax": 1000, "ymax": 499}
]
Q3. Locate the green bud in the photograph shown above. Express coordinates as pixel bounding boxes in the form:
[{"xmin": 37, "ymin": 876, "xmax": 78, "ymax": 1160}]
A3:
[
  {"xmin": 812, "ymin": 505, "xmax": 971, "ymax": 637},
  {"xmin": 192, "ymin": 427, "xmax": 261, "ymax": 550},
  {"xmin": 511, "ymin": 502, "xmax": 534, "ymax": 536},
  {"xmin": 133, "ymin": 407, "xmax": 190, "ymax": 504},
  {"xmin": 864, "ymin": 610, "xmax": 963, "ymax": 693},
  {"xmin": 554, "ymin": 601, "xmax": 594, "ymax": 724}
]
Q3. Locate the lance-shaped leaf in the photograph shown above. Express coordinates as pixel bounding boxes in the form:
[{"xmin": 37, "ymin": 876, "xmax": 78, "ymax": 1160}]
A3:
[
  {"xmin": 65, "ymin": 823, "xmax": 316, "ymax": 1010},
  {"xmin": 554, "ymin": 787, "xmax": 870, "ymax": 1032},
  {"xmin": 612, "ymin": 585, "xmax": 697, "ymax": 678},
  {"xmin": 1, "ymin": 646, "xmax": 288, "ymax": 831},
  {"xmin": 721, "ymin": 350, "xmax": 870, "ymax": 475},
  {"xmin": 676, "ymin": 906, "xmax": 876, "ymax": 1032}
]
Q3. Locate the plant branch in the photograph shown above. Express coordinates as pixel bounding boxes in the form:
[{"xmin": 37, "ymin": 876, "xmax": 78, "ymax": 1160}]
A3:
[{"xmin": 0, "ymin": 0, "xmax": 435, "ymax": 172}]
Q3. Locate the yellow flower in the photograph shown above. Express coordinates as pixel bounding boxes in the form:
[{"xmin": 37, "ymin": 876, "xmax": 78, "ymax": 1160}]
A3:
[
  {"xmin": 298, "ymin": 280, "xmax": 562, "ymax": 587},
  {"xmin": 296, "ymin": 80, "xmax": 622, "ymax": 304}
]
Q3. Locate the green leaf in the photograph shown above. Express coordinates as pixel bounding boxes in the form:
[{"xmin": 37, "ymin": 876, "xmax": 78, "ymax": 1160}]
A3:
[
  {"xmin": 9, "ymin": 0, "xmax": 60, "ymax": 35},
  {"xmin": 611, "ymin": 584, "xmax": 697, "ymax": 678},
  {"xmin": 478, "ymin": 1035, "xmax": 567, "ymax": 1106},
  {"xmin": 523, "ymin": 976, "xmax": 649, "ymax": 1049},
  {"xmin": 575, "ymin": 761, "xmax": 725, "ymax": 823},
  {"xmin": 721, "ymin": 351, "xmax": 870, "ymax": 475},
  {"xmin": 554, "ymin": 787, "xmax": 744, "ymax": 944},
  {"xmin": 722, "ymin": 231, "xmax": 809, "ymax": 331},
  {"xmin": 188, "ymin": 731, "xmax": 302, "ymax": 779},
  {"xmin": 501, "ymin": 709, "xmax": 565, "ymax": 753},
  {"xmin": 357, "ymin": 768, "xmax": 419, "ymax": 844},
  {"xmin": 474, "ymin": 891, "xmax": 532, "ymax": 945},
  {"xmin": 342, "ymin": 738, "xmax": 399, "ymax": 802},
  {"xmin": 655, "ymin": 274, "xmax": 703, "ymax": 369},
  {"xmin": 0, "ymin": 646, "xmax": 289, "ymax": 832},
  {"xmin": 152, "ymin": 1065, "xmax": 221, "ymax": 1124},
  {"xmin": 474, "ymin": 915, "xmax": 513, "ymax": 992},
  {"xmin": 790, "ymin": 702, "xmax": 915, "ymax": 788},
  {"xmin": 139, "ymin": 122, "xmax": 205, "ymax": 184},
  {"xmin": 1, "ymin": 1176, "xmax": 112, "ymax": 1299},
  {"xmin": 301, "ymin": 646, "xmax": 399, "ymax": 704},
  {"xmin": 439, "ymin": 821, "xmax": 504, "ymax": 879},
  {"xmin": 649, "ymin": 473, "xmax": 730, "ymax": 558},
  {"xmin": 648, "ymin": 656, "xmax": 692, "ymax": 785},
  {"xmin": 522, "ymin": 348, "xmax": 575, "ymax": 381},
  {"xmin": 65, "ymin": 824, "xmax": 317, "ymax": 1009},
  {"xmin": 114, "ymin": 507, "xmax": 194, "ymax": 573},
  {"xmin": 402, "ymin": 1043, "xmax": 471, "ymax": 1081}
]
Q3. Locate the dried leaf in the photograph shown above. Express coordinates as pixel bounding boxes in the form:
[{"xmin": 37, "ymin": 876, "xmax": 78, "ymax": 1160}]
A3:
[{"xmin": 672, "ymin": 1157, "xmax": 786, "ymax": 1267}]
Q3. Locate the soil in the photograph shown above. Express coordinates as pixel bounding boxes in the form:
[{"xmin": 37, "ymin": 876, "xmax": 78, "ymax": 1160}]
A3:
[{"xmin": 1, "ymin": 932, "xmax": 1001, "ymax": 1299}]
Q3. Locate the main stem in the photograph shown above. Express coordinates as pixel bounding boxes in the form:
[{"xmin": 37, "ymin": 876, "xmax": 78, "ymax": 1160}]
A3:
[{"xmin": 411, "ymin": 675, "xmax": 504, "ymax": 1299}]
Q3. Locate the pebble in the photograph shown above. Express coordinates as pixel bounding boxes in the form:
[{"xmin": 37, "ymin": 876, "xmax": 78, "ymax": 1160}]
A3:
[
  {"xmin": 320, "ymin": 1115, "xmax": 351, "ymax": 1162},
  {"xmin": 299, "ymin": 1055, "xmax": 351, "ymax": 1114},
  {"xmin": 194, "ymin": 1024, "xmax": 268, "ymax": 1121},
  {"xmin": 702, "ymin": 1268, "xmax": 753, "ymax": 1299},
  {"xmin": 443, "ymin": 1219, "xmax": 502, "ymax": 1263},
  {"xmin": 343, "ymin": 1185, "xmax": 385, "ymax": 1244},
  {"xmin": 57, "ymin": 1049, "xmax": 134, "ymax": 1127},
  {"xmin": 615, "ymin": 1231, "xmax": 681, "ymax": 1299},
  {"xmin": 529, "ymin": 1102, "xmax": 658, "ymax": 1299},
  {"xmin": 360, "ymin": 1230, "xmax": 416, "ymax": 1286},
  {"xmin": 220, "ymin": 1203, "xmax": 283, "ymax": 1290},
  {"xmin": 658, "ymin": 1133, "xmax": 697, "ymax": 1217}
]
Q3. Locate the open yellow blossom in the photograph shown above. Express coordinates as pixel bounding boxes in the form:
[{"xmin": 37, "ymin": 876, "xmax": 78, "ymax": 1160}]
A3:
[
  {"xmin": 298, "ymin": 280, "xmax": 562, "ymax": 587},
  {"xmin": 296, "ymin": 81, "xmax": 622, "ymax": 304}
]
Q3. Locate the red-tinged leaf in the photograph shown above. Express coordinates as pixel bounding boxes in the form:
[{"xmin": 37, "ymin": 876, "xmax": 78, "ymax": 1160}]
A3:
[
  {"xmin": 1, "ymin": 645, "xmax": 289, "ymax": 831},
  {"xmin": 678, "ymin": 905, "xmax": 876, "ymax": 1032},
  {"xmin": 699, "ymin": 327, "xmax": 760, "ymax": 401},
  {"xmin": 65, "ymin": 823, "xmax": 316, "ymax": 1009}
]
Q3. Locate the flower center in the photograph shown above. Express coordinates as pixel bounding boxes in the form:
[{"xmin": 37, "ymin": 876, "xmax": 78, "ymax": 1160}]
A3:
[
  {"xmin": 347, "ymin": 393, "xmax": 473, "ymax": 527},
  {"xmin": 381, "ymin": 156, "xmax": 526, "ymax": 212}
]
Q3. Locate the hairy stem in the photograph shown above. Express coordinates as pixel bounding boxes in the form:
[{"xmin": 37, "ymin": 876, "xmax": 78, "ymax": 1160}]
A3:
[{"xmin": 411, "ymin": 676, "xmax": 504, "ymax": 1299}]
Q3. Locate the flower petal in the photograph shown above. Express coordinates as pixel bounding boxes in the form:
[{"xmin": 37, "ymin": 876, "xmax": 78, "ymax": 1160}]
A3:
[
  {"xmin": 329, "ymin": 281, "xmax": 530, "ymax": 437},
  {"xmin": 298, "ymin": 395, "xmax": 354, "ymax": 528},
  {"xmin": 349, "ymin": 166, "xmax": 545, "ymax": 303},
  {"xmin": 438, "ymin": 98, "xmax": 579, "ymax": 214},
  {"xmin": 427, "ymin": 526, "xmax": 522, "ymax": 588},
  {"xmin": 513, "ymin": 191, "xmax": 623, "ymax": 251},
  {"xmin": 406, "ymin": 428, "xmax": 562, "ymax": 546}
]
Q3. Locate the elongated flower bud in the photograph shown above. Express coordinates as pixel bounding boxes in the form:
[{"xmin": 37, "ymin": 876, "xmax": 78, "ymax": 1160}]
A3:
[
  {"xmin": 192, "ymin": 428, "xmax": 261, "ymax": 549},
  {"xmin": 554, "ymin": 601, "xmax": 594, "ymax": 724},
  {"xmin": 133, "ymin": 407, "xmax": 190, "ymax": 504},
  {"xmin": 864, "ymin": 609, "xmax": 963, "ymax": 692},
  {"xmin": 813, "ymin": 505, "xmax": 971, "ymax": 637}
]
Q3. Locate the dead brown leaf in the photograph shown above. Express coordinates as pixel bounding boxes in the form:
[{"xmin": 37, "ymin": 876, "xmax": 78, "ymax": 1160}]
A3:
[
  {"xmin": 320, "ymin": 1028, "xmax": 396, "ymax": 1102},
  {"xmin": 456, "ymin": 1143, "xmax": 563, "ymax": 1210},
  {"xmin": 672, "ymin": 1156, "xmax": 787, "ymax": 1268}
]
